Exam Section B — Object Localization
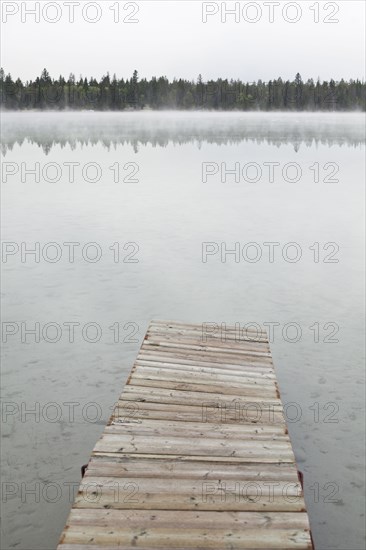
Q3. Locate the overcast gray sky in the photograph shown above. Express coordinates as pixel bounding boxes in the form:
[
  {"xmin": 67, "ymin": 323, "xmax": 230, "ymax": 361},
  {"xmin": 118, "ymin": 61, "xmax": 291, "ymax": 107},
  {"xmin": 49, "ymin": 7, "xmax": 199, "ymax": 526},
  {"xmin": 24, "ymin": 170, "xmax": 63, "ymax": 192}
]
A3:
[{"xmin": 1, "ymin": 0, "xmax": 365, "ymax": 82}]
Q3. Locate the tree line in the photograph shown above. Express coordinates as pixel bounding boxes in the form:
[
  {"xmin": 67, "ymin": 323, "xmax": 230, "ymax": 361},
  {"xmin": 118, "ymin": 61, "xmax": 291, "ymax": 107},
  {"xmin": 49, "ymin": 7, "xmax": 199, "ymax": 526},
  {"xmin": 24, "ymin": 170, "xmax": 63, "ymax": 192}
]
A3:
[{"xmin": 1, "ymin": 69, "xmax": 365, "ymax": 111}]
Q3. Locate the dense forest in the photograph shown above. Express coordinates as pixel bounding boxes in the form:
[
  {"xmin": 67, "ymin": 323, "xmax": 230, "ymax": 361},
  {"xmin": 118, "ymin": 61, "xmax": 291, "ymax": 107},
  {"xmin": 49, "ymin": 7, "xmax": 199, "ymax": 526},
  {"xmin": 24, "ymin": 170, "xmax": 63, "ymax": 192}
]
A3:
[{"xmin": 1, "ymin": 69, "xmax": 365, "ymax": 111}]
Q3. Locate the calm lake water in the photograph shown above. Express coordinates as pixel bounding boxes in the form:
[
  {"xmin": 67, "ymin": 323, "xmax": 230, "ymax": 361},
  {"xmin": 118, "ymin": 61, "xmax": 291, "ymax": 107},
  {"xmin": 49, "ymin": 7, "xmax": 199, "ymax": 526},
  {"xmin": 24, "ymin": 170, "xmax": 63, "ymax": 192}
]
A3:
[{"xmin": 1, "ymin": 112, "xmax": 365, "ymax": 550}]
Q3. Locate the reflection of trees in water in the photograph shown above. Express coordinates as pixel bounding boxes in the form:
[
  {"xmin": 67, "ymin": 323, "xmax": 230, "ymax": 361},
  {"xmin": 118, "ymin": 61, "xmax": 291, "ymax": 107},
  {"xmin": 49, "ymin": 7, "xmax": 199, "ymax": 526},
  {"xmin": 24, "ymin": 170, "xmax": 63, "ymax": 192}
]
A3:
[{"xmin": 1, "ymin": 116, "xmax": 364, "ymax": 155}]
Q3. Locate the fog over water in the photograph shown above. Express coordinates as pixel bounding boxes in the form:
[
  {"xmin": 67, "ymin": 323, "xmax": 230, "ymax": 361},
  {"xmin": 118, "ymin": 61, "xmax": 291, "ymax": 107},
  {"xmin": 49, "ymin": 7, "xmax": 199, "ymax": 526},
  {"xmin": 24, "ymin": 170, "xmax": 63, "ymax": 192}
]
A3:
[
  {"xmin": 2, "ymin": 111, "xmax": 365, "ymax": 152},
  {"xmin": 1, "ymin": 112, "xmax": 365, "ymax": 550}
]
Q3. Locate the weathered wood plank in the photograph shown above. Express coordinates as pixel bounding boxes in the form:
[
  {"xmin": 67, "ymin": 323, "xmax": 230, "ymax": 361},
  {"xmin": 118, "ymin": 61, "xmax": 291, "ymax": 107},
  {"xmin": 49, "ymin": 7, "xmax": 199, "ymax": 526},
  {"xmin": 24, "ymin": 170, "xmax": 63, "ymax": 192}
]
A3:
[
  {"xmin": 129, "ymin": 376, "xmax": 279, "ymax": 398},
  {"xmin": 113, "ymin": 400, "xmax": 287, "ymax": 425},
  {"xmin": 65, "ymin": 508, "xmax": 310, "ymax": 529},
  {"xmin": 150, "ymin": 319, "xmax": 269, "ymax": 338},
  {"xmin": 131, "ymin": 365, "xmax": 277, "ymax": 386},
  {"xmin": 145, "ymin": 334, "xmax": 270, "ymax": 353},
  {"xmin": 147, "ymin": 325, "xmax": 269, "ymax": 342},
  {"xmin": 120, "ymin": 385, "xmax": 282, "ymax": 407},
  {"xmin": 91, "ymin": 451, "xmax": 297, "ymax": 465},
  {"xmin": 106, "ymin": 418, "xmax": 287, "ymax": 437},
  {"xmin": 93, "ymin": 433, "xmax": 295, "ymax": 461},
  {"xmin": 74, "ymin": 476, "xmax": 304, "ymax": 511},
  {"xmin": 60, "ymin": 528, "xmax": 311, "ymax": 549},
  {"xmin": 141, "ymin": 341, "xmax": 272, "ymax": 359},
  {"xmin": 137, "ymin": 350, "xmax": 274, "ymax": 368},
  {"xmin": 85, "ymin": 457, "xmax": 298, "ymax": 480},
  {"xmin": 135, "ymin": 359, "xmax": 277, "ymax": 378}
]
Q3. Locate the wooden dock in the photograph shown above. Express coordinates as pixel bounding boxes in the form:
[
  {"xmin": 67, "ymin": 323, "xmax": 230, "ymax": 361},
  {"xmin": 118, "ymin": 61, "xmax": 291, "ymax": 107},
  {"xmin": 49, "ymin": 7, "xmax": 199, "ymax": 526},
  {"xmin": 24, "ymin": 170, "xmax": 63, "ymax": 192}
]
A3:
[{"xmin": 58, "ymin": 320, "xmax": 313, "ymax": 549}]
